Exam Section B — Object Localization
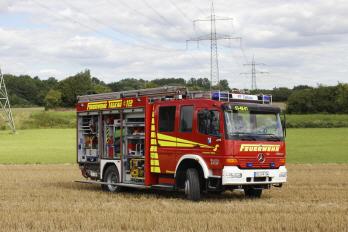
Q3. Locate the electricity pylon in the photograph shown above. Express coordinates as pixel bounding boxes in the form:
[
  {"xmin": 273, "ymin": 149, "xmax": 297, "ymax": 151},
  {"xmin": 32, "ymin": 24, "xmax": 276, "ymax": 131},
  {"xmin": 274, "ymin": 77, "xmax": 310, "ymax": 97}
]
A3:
[
  {"xmin": 186, "ymin": 2, "xmax": 240, "ymax": 90},
  {"xmin": 241, "ymin": 56, "xmax": 268, "ymax": 90},
  {"xmin": 0, "ymin": 68, "xmax": 16, "ymax": 133}
]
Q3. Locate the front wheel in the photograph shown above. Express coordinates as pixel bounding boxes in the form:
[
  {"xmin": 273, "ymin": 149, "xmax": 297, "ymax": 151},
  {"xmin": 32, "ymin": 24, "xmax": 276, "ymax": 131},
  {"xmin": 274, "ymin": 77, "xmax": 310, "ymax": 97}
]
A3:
[
  {"xmin": 184, "ymin": 168, "xmax": 201, "ymax": 201},
  {"xmin": 102, "ymin": 165, "xmax": 122, "ymax": 192},
  {"xmin": 244, "ymin": 187, "xmax": 262, "ymax": 198}
]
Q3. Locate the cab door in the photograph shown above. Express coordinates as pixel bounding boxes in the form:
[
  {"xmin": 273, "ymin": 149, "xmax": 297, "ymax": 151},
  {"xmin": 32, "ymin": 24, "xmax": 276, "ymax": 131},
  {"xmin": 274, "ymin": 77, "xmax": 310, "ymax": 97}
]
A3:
[
  {"xmin": 153, "ymin": 104, "xmax": 178, "ymax": 174},
  {"xmin": 192, "ymin": 107, "xmax": 223, "ymax": 157},
  {"xmin": 175, "ymin": 105, "xmax": 196, "ymax": 159}
]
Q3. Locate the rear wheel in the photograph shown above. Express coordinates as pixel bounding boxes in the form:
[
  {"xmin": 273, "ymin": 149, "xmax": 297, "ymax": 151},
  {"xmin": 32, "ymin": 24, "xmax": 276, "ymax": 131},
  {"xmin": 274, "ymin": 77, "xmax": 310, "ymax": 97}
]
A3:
[
  {"xmin": 102, "ymin": 165, "xmax": 121, "ymax": 192},
  {"xmin": 244, "ymin": 187, "xmax": 262, "ymax": 198},
  {"xmin": 184, "ymin": 168, "xmax": 201, "ymax": 201}
]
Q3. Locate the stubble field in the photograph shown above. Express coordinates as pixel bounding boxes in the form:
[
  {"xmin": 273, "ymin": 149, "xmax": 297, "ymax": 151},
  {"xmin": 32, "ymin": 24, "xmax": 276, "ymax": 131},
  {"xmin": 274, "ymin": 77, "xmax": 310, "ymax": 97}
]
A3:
[{"xmin": 0, "ymin": 164, "xmax": 347, "ymax": 232}]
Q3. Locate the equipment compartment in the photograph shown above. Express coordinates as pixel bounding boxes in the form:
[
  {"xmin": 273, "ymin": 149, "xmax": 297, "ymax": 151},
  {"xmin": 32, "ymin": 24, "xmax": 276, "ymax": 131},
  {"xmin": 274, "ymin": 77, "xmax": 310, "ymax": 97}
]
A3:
[{"xmin": 77, "ymin": 115, "xmax": 99, "ymax": 163}]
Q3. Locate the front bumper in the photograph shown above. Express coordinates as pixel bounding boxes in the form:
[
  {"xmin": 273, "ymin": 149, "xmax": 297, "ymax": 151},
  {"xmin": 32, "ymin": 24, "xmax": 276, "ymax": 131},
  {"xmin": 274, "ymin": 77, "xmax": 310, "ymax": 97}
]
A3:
[{"xmin": 222, "ymin": 166, "xmax": 287, "ymax": 185}]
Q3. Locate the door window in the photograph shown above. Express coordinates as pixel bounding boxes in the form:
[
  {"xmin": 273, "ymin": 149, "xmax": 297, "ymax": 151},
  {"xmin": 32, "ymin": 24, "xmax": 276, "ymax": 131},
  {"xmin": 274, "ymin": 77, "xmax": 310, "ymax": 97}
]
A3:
[
  {"xmin": 198, "ymin": 110, "xmax": 220, "ymax": 136},
  {"xmin": 180, "ymin": 106, "xmax": 193, "ymax": 132},
  {"xmin": 158, "ymin": 106, "xmax": 176, "ymax": 132}
]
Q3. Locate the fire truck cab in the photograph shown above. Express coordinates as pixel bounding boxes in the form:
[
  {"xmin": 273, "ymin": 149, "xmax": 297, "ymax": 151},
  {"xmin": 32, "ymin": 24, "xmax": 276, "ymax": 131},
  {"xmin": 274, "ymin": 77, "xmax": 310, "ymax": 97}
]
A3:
[{"xmin": 76, "ymin": 86, "xmax": 287, "ymax": 201}]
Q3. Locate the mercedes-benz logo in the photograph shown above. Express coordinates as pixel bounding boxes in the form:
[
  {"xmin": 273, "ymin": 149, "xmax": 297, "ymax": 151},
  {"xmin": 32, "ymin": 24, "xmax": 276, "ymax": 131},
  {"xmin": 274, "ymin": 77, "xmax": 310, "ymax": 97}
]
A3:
[{"xmin": 257, "ymin": 153, "xmax": 265, "ymax": 163}]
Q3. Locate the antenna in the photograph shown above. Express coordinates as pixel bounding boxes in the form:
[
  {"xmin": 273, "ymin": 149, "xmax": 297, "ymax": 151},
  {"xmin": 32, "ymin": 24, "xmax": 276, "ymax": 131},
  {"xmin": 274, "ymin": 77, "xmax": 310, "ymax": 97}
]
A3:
[
  {"xmin": 186, "ymin": 2, "xmax": 241, "ymax": 91},
  {"xmin": 0, "ymin": 68, "xmax": 16, "ymax": 133},
  {"xmin": 241, "ymin": 55, "xmax": 268, "ymax": 90}
]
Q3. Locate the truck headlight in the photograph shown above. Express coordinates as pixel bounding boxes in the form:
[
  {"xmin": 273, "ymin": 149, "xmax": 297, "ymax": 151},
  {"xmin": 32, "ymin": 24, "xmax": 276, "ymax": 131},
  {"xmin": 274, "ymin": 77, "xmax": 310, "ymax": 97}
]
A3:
[
  {"xmin": 279, "ymin": 172, "xmax": 287, "ymax": 178},
  {"xmin": 226, "ymin": 173, "xmax": 242, "ymax": 178}
]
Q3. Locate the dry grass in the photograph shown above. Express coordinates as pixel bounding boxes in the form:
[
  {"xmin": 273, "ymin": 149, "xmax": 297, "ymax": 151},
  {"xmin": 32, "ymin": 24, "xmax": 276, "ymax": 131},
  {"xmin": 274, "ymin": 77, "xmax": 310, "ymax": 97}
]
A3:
[{"xmin": 0, "ymin": 164, "xmax": 347, "ymax": 232}]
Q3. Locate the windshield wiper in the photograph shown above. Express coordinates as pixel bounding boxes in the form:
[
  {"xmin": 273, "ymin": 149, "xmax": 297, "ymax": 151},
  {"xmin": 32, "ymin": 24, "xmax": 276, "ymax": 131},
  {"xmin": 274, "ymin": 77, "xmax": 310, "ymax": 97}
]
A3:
[
  {"xmin": 232, "ymin": 132, "xmax": 256, "ymax": 141},
  {"xmin": 257, "ymin": 133, "xmax": 281, "ymax": 141}
]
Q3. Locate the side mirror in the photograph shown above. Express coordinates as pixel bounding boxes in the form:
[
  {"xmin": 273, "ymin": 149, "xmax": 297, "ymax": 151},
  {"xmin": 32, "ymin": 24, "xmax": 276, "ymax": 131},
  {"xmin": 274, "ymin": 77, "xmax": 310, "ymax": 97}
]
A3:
[{"xmin": 281, "ymin": 112, "xmax": 287, "ymax": 138}]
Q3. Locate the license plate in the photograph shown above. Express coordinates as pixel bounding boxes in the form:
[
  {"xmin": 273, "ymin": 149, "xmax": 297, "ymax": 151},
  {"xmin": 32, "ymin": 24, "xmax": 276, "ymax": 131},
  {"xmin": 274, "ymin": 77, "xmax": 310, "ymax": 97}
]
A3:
[{"xmin": 254, "ymin": 171, "xmax": 269, "ymax": 177}]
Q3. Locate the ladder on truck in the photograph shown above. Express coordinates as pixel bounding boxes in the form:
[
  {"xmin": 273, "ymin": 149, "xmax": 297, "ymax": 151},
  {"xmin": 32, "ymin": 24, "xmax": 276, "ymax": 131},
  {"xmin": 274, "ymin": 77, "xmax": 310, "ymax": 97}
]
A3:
[
  {"xmin": 78, "ymin": 86, "xmax": 188, "ymax": 102},
  {"xmin": 78, "ymin": 86, "xmax": 272, "ymax": 104}
]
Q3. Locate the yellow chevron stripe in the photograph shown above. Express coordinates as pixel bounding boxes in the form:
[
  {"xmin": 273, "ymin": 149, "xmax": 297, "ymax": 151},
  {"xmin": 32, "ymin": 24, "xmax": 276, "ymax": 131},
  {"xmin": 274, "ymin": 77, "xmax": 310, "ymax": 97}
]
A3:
[
  {"xmin": 157, "ymin": 133, "xmax": 176, "ymax": 142},
  {"xmin": 158, "ymin": 140, "xmax": 176, "ymax": 147},
  {"xmin": 150, "ymin": 153, "xmax": 158, "ymax": 159},
  {"xmin": 150, "ymin": 146, "xmax": 157, "ymax": 152},
  {"xmin": 151, "ymin": 166, "xmax": 160, "ymax": 173},
  {"xmin": 151, "ymin": 159, "xmax": 159, "ymax": 166},
  {"xmin": 151, "ymin": 139, "xmax": 157, "ymax": 145},
  {"xmin": 157, "ymin": 133, "xmax": 213, "ymax": 149}
]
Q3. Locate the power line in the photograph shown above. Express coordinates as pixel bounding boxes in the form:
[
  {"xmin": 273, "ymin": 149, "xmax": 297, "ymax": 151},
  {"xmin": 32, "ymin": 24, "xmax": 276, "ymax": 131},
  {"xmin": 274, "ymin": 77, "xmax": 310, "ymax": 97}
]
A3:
[
  {"xmin": 167, "ymin": 0, "xmax": 193, "ymax": 24},
  {"xmin": 190, "ymin": 0, "xmax": 206, "ymax": 16},
  {"xmin": 32, "ymin": 0, "xmax": 128, "ymax": 44},
  {"xmin": 105, "ymin": 0, "xmax": 165, "ymax": 26},
  {"xmin": 141, "ymin": 0, "xmax": 192, "ymax": 38},
  {"xmin": 31, "ymin": 0, "xmax": 213, "ymax": 79},
  {"xmin": 32, "ymin": 0, "xmax": 184, "ymax": 52},
  {"xmin": 142, "ymin": 0, "xmax": 177, "ymax": 27},
  {"xmin": 103, "ymin": 0, "xmax": 193, "ymax": 53},
  {"xmin": 60, "ymin": 0, "xmax": 170, "ymax": 52}
]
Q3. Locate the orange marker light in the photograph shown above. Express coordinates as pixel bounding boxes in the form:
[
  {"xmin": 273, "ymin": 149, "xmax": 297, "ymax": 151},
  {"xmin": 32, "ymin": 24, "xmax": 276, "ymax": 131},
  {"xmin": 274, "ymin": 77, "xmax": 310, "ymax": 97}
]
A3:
[
  {"xmin": 280, "ymin": 159, "xmax": 286, "ymax": 165},
  {"xmin": 224, "ymin": 158, "xmax": 238, "ymax": 165}
]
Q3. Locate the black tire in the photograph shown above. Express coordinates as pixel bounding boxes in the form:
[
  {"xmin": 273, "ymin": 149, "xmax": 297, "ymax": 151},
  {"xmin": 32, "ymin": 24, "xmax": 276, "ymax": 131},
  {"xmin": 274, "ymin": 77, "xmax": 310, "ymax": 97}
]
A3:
[
  {"xmin": 102, "ymin": 165, "xmax": 122, "ymax": 192},
  {"xmin": 184, "ymin": 168, "xmax": 201, "ymax": 201},
  {"xmin": 244, "ymin": 187, "xmax": 262, "ymax": 198}
]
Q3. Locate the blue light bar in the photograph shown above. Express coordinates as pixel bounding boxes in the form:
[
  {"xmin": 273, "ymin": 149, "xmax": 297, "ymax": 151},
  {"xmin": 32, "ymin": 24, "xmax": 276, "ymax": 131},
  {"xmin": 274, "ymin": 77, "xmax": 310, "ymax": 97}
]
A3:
[
  {"xmin": 211, "ymin": 92, "xmax": 229, "ymax": 100},
  {"xmin": 247, "ymin": 162, "xmax": 253, "ymax": 168}
]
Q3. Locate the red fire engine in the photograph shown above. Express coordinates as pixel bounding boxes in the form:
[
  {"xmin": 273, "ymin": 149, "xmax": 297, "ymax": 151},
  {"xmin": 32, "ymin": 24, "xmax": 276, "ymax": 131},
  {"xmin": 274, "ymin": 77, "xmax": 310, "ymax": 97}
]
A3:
[{"xmin": 76, "ymin": 86, "xmax": 287, "ymax": 201}]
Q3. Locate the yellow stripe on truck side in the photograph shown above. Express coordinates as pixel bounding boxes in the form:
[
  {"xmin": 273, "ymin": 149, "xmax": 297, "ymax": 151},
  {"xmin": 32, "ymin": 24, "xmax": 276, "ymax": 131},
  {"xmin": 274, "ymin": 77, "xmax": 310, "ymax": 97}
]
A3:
[
  {"xmin": 150, "ymin": 106, "xmax": 160, "ymax": 173},
  {"xmin": 157, "ymin": 133, "xmax": 213, "ymax": 149}
]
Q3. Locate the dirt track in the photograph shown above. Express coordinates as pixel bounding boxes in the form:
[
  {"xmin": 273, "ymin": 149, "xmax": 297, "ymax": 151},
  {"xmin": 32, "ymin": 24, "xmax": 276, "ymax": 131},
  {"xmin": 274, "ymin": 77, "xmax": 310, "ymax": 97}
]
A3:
[{"xmin": 0, "ymin": 164, "xmax": 347, "ymax": 232}]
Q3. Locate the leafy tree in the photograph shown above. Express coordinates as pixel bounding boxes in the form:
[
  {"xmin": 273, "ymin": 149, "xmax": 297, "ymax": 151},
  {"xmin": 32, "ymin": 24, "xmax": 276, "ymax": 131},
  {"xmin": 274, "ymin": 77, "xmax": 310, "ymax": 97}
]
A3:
[
  {"xmin": 271, "ymin": 87, "xmax": 292, "ymax": 102},
  {"xmin": 108, "ymin": 78, "xmax": 147, "ymax": 92},
  {"xmin": 59, "ymin": 70, "xmax": 94, "ymax": 107},
  {"xmin": 44, "ymin": 89, "xmax": 62, "ymax": 110},
  {"xmin": 93, "ymin": 84, "xmax": 111, "ymax": 94},
  {"xmin": 287, "ymin": 89, "xmax": 315, "ymax": 113},
  {"xmin": 293, "ymin": 85, "xmax": 313, "ymax": 91},
  {"xmin": 335, "ymin": 83, "xmax": 348, "ymax": 113},
  {"xmin": 218, "ymin": 79, "xmax": 230, "ymax": 91},
  {"xmin": 312, "ymin": 85, "xmax": 337, "ymax": 113},
  {"xmin": 151, "ymin": 78, "xmax": 186, "ymax": 87},
  {"xmin": 187, "ymin": 77, "xmax": 210, "ymax": 90}
]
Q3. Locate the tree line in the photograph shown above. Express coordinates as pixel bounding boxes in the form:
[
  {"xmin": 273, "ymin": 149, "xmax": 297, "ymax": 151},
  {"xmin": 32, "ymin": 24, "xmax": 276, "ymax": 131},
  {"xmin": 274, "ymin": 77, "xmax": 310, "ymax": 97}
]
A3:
[{"xmin": 3, "ymin": 69, "xmax": 348, "ymax": 113}]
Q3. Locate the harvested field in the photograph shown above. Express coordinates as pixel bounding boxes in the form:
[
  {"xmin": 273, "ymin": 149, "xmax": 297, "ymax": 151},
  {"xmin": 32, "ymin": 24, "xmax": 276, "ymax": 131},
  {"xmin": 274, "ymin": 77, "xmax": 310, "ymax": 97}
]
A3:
[{"xmin": 0, "ymin": 164, "xmax": 347, "ymax": 232}]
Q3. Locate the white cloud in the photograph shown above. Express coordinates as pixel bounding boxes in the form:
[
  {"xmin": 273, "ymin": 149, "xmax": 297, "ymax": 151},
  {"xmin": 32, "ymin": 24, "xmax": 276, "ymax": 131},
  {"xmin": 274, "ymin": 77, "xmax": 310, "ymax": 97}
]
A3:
[{"xmin": 0, "ymin": 0, "xmax": 347, "ymax": 89}]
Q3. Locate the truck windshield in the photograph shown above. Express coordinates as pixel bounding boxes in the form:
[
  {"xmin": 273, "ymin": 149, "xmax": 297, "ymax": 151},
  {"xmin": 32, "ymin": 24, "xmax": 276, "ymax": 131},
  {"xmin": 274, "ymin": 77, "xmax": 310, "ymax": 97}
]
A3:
[{"xmin": 224, "ymin": 110, "xmax": 283, "ymax": 141}]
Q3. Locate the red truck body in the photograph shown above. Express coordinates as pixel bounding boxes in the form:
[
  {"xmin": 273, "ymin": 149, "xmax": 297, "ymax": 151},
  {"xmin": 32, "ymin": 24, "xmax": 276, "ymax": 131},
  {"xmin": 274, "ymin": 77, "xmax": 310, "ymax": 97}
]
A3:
[{"xmin": 76, "ymin": 87, "xmax": 287, "ymax": 200}]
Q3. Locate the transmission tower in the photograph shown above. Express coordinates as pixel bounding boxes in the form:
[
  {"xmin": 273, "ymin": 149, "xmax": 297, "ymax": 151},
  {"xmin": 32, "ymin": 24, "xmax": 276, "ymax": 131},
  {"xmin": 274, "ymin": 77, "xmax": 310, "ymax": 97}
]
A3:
[
  {"xmin": 186, "ymin": 2, "xmax": 240, "ymax": 90},
  {"xmin": 241, "ymin": 56, "xmax": 268, "ymax": 90},
  {"xmin": 0, "ymin": 68, "xmax": 16, "ymax": 133}
]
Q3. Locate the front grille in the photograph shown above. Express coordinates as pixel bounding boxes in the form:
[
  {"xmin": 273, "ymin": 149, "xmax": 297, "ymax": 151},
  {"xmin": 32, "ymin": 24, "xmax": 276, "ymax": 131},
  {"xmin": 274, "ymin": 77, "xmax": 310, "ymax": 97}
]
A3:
[{"xmin": 238, "ymin": 158, "xmax": 279, "ymax": 169}]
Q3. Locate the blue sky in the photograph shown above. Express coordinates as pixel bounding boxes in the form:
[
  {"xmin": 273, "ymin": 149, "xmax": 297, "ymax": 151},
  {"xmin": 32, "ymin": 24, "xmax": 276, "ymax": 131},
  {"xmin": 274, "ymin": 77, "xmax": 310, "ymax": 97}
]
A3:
[{"xmin": 0, "ymin": 0, "xmax": 347, "ymax": 89}]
